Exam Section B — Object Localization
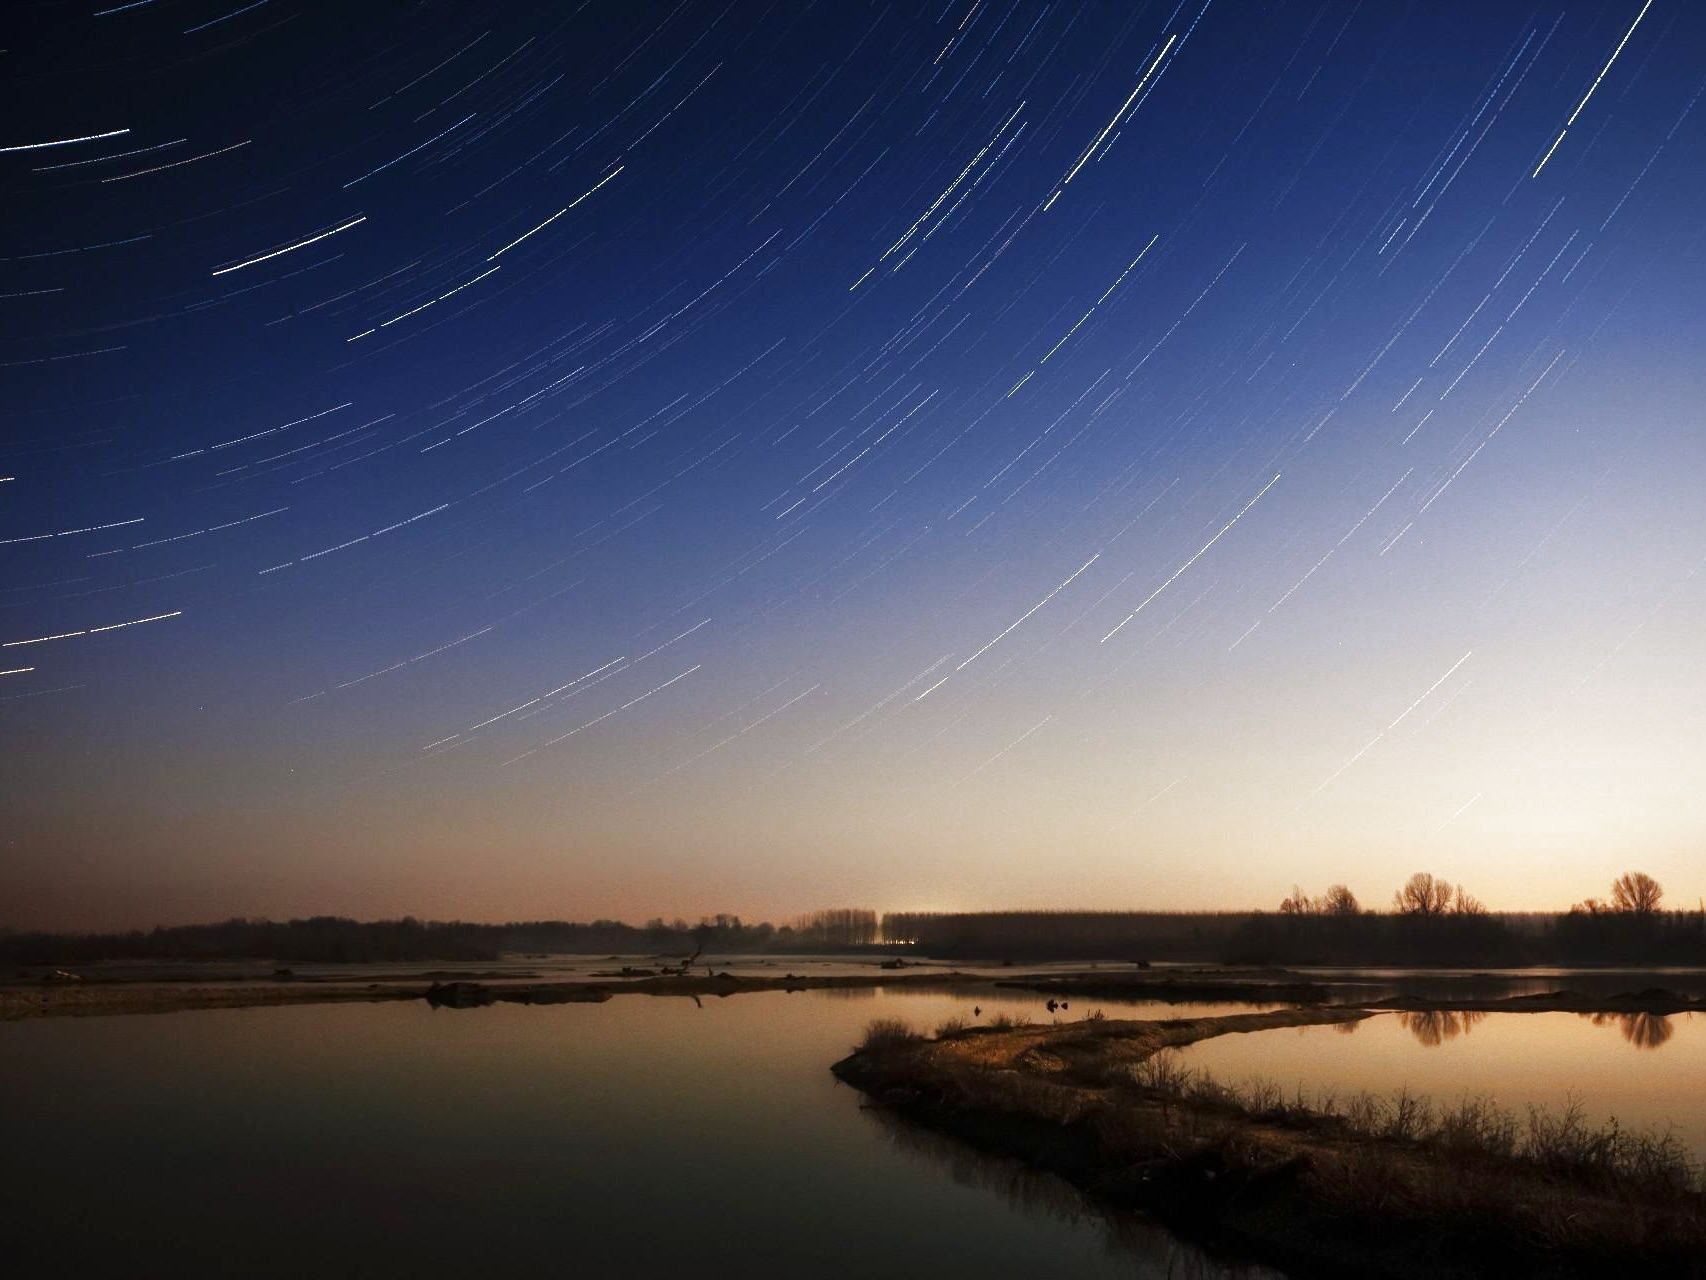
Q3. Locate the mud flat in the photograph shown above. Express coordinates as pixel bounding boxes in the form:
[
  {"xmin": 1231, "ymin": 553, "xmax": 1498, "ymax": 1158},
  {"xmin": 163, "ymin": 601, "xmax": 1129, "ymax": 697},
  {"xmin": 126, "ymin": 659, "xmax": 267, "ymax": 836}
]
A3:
[
  {"xmin": 0, "ymin": 968, "xmax": 999, "ymax": 1020},
  {"xmin": 998, "ymin": 969, "xmax": 1351, "ymax": 1004},
  {"xmin": 832, "ymin": 1009, "xmax": 1706, "ymax": 1279},
  {"xmin": 0, "ymin": 980, "xmax": 424, "ymax": 1020}
]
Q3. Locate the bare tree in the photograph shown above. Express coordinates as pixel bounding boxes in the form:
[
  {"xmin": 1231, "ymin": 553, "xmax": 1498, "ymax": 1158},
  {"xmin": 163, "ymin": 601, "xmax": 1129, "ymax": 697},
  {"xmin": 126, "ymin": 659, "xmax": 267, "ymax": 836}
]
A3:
[
  {"xmin": 1320, "ymin": 884, "xmax": 1361, "ymax": 915},
  {"xmin": 1451, "ymin": 885, "xmax": 1486, "ymax": 916},
  {"xmin": 1393, "ymin": 872, "xmax": 1454, "ymax": 917},
  {"xmin": 1610, "ymin": 871, "xmax": 1663, "ymax": 915},
  {"xmin": 1278, "ymin": 885, "xmax": 1314, "ymax": 915},
  {"xmin": 793, "ymin": 907, "xmax": 879, "ymax": 946}
]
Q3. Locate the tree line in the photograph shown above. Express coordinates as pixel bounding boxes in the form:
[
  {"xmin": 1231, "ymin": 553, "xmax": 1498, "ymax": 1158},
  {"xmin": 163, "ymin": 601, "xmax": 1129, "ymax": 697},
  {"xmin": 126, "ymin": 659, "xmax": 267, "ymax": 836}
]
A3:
[
  {"xmin": 886, "ymin": 870, "xmax": 1704, "ymax": 966},
  {"xmin": 1242, "ymin": 869, "xmax": 1699, "ymax": 966},
  {"xmin": 1275, "ymin": 870, "xmax": 1664, "ymax": 920},
  {"xmin": 7, "ymin": 871, "xmax": 1696, "ymax": 967},
  {"xmin": 0, "ymin": 908, "xmax": 886, "ymax": 966},
  {"xmin": 883, "ymin": 909, "xmax": 1254, "ymax": 961},
  {"xmin": 789, "ymin": 907, "xmax": 879, "ymax": 946}
]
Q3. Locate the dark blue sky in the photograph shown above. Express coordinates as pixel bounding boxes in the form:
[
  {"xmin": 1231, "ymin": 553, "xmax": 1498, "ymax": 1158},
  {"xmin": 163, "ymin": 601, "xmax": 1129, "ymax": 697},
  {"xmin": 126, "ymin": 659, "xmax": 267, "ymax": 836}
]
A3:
[{"xmin": 5, "ymin": 0, "xmax": 1703, "ymax": 928}]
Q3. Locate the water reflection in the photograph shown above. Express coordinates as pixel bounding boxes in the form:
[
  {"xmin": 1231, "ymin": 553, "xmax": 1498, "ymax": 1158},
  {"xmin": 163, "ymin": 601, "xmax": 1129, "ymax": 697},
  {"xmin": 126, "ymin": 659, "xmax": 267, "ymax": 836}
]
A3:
[
  {"xmin": 1583, "ymin": 1011, "xmax": 1674, "ymax": 1050},
  {"xmin": 2, "ymin": 990, "xmax": 1261, "ymax": 1278},
  {"xmin": 1397, "ymin": 1009, "xmax": 1486, "ymax": 1046},
  {"xmin": 1179, "ymin": 1011, "xmax": 1706, "ymax": 1162},
  {"xmin": 862, "ymin": 1108, "xmax": 1280, "ymax": 1279}
]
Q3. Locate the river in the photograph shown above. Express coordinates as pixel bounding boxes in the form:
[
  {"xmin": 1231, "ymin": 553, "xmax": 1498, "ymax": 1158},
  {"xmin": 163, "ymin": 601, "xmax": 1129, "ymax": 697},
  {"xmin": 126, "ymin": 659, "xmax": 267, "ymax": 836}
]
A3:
[{"xmin": 5, "ymin": 985, "xmax": 1274, "ymax": 1278}]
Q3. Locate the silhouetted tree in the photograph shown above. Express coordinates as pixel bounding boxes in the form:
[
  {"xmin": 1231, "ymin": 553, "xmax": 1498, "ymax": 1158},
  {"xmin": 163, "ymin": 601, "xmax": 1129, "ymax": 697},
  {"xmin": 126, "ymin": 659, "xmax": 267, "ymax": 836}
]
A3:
[
  {"xmin": 1610, "ymin": 871, "xmax": 1663, "ymax": 915},
  {"xmin": 1394, "ymin": 872, "xmax": 1454, "ymax": 917},
  {"xmin": 793, "ymin": 908, "xmax": 879, "ymax": 946},
  {"xmin": 1278, "ymin": 886, "xmax": 1315, "ymax": 915},
  {"xmin": 1321, "ymin": 884, "xmax": 1361, "ymax": 915}
]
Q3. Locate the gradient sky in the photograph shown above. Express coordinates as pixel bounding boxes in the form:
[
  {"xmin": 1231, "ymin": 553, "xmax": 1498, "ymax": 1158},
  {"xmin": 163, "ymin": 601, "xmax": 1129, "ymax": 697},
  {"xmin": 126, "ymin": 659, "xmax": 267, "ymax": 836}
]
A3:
[{"xmin": 4, "ymin": 1, "xmax": 1704, "ymax": 930}]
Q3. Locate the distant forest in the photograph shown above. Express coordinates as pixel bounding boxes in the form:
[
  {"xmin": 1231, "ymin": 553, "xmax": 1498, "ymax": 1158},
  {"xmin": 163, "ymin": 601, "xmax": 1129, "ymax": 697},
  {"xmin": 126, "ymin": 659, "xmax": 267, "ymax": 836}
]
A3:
[
  {"xmin": 6, "ymin": 872, "xmax": 1702, "ymax": 967},
  {"xmin": 0, "ymin": 908, "xmax": 880, "ymax": 966},
  {"xmin": 889, "ymin": 872, "xmax": 1706, "ymax": 966}
]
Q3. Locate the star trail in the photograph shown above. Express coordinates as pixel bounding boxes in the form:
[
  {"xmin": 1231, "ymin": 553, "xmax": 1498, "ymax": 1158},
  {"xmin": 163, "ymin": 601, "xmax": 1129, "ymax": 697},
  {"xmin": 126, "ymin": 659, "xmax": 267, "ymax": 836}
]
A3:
[{"xmin": 4, "ymin": 0, "xmax": 1704, "ymax": 928}]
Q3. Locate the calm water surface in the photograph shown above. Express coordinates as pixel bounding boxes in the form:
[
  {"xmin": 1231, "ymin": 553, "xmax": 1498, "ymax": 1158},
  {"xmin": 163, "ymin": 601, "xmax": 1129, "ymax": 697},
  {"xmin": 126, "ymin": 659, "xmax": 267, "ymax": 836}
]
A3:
[
  {"xmin": 1178, "ymin": 1010, "xmax": 1706, "ymax": 1157},
  {"xmin": 1295, "ymin": 964, "xmax": 1706, "ymax": 1002},
  {"xmin": 6, "ymin": 989, "xmax": 1274, "ymax": 1278}
]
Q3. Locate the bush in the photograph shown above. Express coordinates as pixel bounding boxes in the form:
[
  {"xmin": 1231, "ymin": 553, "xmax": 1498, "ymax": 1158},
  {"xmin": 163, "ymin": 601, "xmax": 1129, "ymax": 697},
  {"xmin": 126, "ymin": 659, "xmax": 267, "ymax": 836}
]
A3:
[{"xmin": 859, "ymin": 1017, "xmax": 920, "ymax": 1052}]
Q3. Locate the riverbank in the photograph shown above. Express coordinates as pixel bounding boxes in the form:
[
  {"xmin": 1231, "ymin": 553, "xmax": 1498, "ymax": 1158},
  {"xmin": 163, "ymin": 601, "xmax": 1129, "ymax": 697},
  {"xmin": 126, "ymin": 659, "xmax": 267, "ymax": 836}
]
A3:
[
  {"xmin": 998, "ymin": 969, "xmax": 1706, "ymax": 1011},
  {"xmin": 9, "ymin": 957, "xmax": 1706, "ymax": 1021},
  {"xmin": 998, "ymin": 971, "xmax": 1355, "ymax": 1003},
  {"xmin": 0, "ymin": 967, "xmax": 1003, "ymax": 1020},
  {"xmin": 831, "ymin": 1009, "xmax": 1706, "ymax": 1278}
]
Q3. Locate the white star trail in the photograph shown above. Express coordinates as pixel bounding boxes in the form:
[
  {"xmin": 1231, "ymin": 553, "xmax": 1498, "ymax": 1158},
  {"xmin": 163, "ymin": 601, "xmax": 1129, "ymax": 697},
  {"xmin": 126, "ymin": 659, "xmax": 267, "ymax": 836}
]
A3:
[
  {"xmin": 3, "ymin": 0, "xmax": 1702, "ymax": 939},
  {"xmin": 0, "ymin": 127, "xmax": 130, "ymax": 153},
  {"xmin": 1533, "ymin": 0, "xmax": 1654, "ymax": 178},
  {"xmin": 212, "ymin": 217, "xmax": 368, "ymax": 276},
  {"xmin": 1307, "ymin": 651, "xmax": 1474, "ymax": 799},
  {"xmin": 1102, "ymin": 474, "xmax": 1280, "ymax": 642}
]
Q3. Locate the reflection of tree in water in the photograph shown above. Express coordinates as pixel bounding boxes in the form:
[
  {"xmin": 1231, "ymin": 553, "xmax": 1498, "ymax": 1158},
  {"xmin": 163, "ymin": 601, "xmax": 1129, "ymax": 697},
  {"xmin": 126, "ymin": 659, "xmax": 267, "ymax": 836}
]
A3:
[
  {"xmin": 1584, "ymin": 1011, "xmax": 1674, "ymax": 1050},
  {"xmin": 1397, "ymin": 1009, "xmax": 1485, "ymax": 1047},
  {"xmin": 858, "ymin": 1107, "xmax": 1280, "ymax": 1278},
  {"xmin": 1332, "ymin": 1018, "xmax": 1362, "ymax": 1035}
]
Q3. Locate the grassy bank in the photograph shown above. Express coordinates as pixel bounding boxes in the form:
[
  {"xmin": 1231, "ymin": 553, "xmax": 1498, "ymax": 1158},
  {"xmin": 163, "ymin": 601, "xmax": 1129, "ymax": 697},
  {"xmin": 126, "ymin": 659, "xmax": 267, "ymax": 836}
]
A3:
[{"xmin": 832, "ymin": 1011, "xmax": 1706, "ymax": 1278}]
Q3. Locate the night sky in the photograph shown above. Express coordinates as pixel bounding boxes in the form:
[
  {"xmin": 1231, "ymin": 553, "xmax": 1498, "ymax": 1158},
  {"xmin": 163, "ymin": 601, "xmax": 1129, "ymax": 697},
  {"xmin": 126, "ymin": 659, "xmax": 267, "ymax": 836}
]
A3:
[{"xmin": 5, "ymin": 1, "xmax": 1703, "ymax": 930}]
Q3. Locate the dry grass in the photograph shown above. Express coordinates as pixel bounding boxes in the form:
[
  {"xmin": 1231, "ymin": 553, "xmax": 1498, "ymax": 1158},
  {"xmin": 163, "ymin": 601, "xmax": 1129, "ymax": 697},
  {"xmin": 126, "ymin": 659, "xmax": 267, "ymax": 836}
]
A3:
[
  {"xmin": 858, "ymin": 1016, "xmax": 921, "ymax": 1052},
  {"xmin": 1127, "ymin": 1049, "xmax": 1700, "ymax": 1196},
  {"xmin": 836, "ymin": 1009, "xmax": 1706, "ymax": 1276}
]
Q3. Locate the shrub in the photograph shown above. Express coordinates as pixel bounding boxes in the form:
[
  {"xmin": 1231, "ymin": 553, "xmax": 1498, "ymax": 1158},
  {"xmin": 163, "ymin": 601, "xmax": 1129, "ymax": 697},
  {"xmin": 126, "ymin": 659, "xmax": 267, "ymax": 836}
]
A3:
[{"xmin": 859, "ymin": 1017, "xmax": 920, "ymax": 1052}]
